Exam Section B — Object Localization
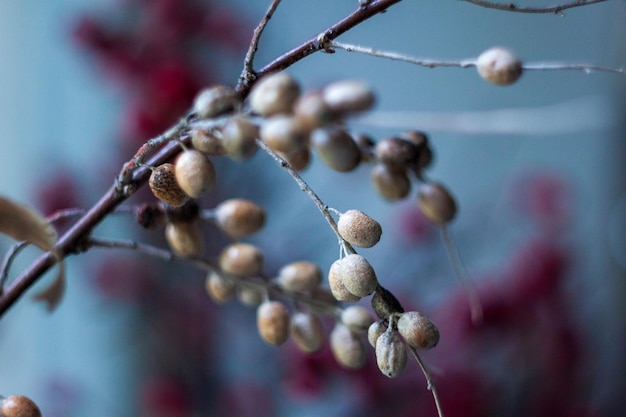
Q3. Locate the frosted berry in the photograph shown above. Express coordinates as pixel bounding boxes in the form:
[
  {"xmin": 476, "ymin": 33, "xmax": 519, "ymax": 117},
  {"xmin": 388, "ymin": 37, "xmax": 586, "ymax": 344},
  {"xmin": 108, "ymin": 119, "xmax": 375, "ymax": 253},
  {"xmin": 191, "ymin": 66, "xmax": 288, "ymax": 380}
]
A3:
[
  {"xmin": 337, "ymin": 209, "xmax": 382, "ymax": 248},
  {"xmin": 214, "ymin": 199, "xmax": 266, "ymax": 238},
  {"xmin": 336, "ymin": 254, "xmax": 378, "ymax": 297},
  {"xmin": 290, "ymin": 311, "xmax": 325, "ymax": 353},
  {"xmin": 417, "ymin": 182, "xmax": 457, "ymax": 224},
  {"xmin": 249, "ymin": 72, "xmax": 300, "ymax": 117},
  {"xmin": 149, "ymin": 163, "xmax": 189, "ymax": 207},
  {"xmin": 276, "ymin": 261, "xmax": 322, "ymax": 292},
  {"xmin": 476, "ymin": 47, "xmax": 523, "ymax": 86},
  {"xmin": 375, "ymin": 328, "xmax": 407, "ymax": 378},
  {"xmin": 323, "ymin": 80, "xmax": 375, "ymax": 114},
  {"xmin": 397, "ymin": 311, "xmax": 440, "ymax": 350},
  {"xmin": 0, "ymin": 395, "xmax": 42, "ymax": 417},
  {"xmin": 219, "ymin": 243, "xmax": 264, "ymax": 277},
  {"xmin": 328, "ymin": 259, "xmax": 361, "ymax": 302},
  {"xmin": 193, "ymin": 85, "xmax": 240, "ymax": 118},
  {"xmin": 367, "ymin": 320, "xmax": 386, "ymax": 348},
  {"xmin": 311, "ymin": 127, "xmax": 361, "ymax": 172},
  {"xmin": 191, "ymin": 129, "xmax": 226, "ymax": 156},
  {"xmin": 257, "ymin": 300, "xmax": 291, "ymax": 345},
  {"xmin": 330, "ymin": 323, "xmax": 366, "ymax": 369},
  {"xmin": 174, "ymin": 150, "xmax": 216, "ymax": 198},
  {"xmin": 165, "ymin": 222, "xmax": 205, "ymax": 257}
]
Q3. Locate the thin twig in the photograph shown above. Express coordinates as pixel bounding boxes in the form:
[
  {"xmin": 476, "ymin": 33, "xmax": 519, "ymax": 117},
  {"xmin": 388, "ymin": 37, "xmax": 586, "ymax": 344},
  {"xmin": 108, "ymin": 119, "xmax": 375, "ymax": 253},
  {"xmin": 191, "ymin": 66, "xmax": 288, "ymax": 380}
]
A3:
[
  {"xmin": 0, "ymin": 242, "xmax": 29, "ymax": 293},
  {"xmin": 461, "ymin": 0, "xmax": 608, "ymax": 14},
  {"xmin": 240, "ymin": 0, "xmax": 283, "ymax": 85},
  {"xmin": 330, "ymin": 40, "xmax": 626, "ymax": 76},
  {"xmin": 407, "ymin": 346, "xmax": 444, "ymax": 417}
]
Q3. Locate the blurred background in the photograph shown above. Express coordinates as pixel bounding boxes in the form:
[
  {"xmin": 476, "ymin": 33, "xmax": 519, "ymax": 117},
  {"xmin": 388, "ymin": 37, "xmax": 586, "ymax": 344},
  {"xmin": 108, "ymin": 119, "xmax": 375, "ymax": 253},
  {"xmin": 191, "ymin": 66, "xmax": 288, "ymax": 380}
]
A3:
[{"xmin": 0, "ymin": 0, "xmax": 624, "ymax": 416}]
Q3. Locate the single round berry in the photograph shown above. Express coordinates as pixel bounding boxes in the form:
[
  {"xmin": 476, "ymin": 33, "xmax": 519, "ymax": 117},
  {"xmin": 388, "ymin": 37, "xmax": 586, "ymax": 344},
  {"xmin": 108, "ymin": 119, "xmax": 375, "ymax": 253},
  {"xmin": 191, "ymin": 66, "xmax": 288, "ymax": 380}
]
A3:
[
  {"xmin": 219, "ymin": 243, "xmax": 264, "ymax": 277},
  {"xmin": 257, "ymin": 300, "xmax": 291, "ymax": 345},
  {"xmin": 311, "ymin": 127, "xmax": 361, "ymax": 172},
  {"xmin": 330, "ymin": 323, "xmax": 366, "ymax": 369},
  {"xmin": 336, "ymin": 254, "xmax": 378, "ymax": 298},
  {"xmin": 260, "ymin": 115, "xmax": 308, "ymax": 153},
  {"xmin": 221, "ymin": 116, "xmax": 259, "ymax": 160},
  {"xmin": 276, "ymin": 261, "xmax": 322, "ymax": 292},
  {"xmin": 341, "ymin": 305, "xmax": 375, "ymax": 334},
  {"xmin": 375, "ymin": 328, "xmax": 407, "ymax": 378},
  {"xmin": 374, "ymin": 137, "xmax": 421, "ymax": 171},
  {"xmin": 367, "ymin": 320, "xmax": 387, "ymax": 348},
  {"xmin": 193, "ymin": 85, "xmax": 241, "ymax": 118},
  {"xmin": 371, "ymin": 164, "xmax": 411, "ymax": 200},
  {"xmin": 476, "ymin": 47, "xmax": 523, "ymax": 86},
  {"xmin": 214, "ymin": 199, "xmax": 266, "ymax": 238},
  {"xmin": 397, "ymin": 311, "xmax": 440, "ymax": 350},
  {"xmin": 149, "ymin": 163, "xmax": 190, "ymax": 207},
  {"xmin": 165, "ymin": 222, "xmax": 205, "ymax": 257},
  {"xmin": 191, "ymin": 129, "xmax": 226, "ymax": 156},
  {"xmin": 337, "ymin": 209, "xmax": 382, "ymax": 248},
  {"xmin": 322, "ymin": 80, "xmax": 375, "ymax": 114},
  {"xmin": 417, "ymin": 182, "xmax": 457, "ymax": 224},
  {"xmin": 249, "ymin": 72, "xmax": 300, "ymax": 117},
  {"xmin": 293, "ymin": 90, "xmax": 337, "ymax": 131},
  {"xmin": 0, "ymin": 395, "xmax": 42, "ymax": 417},
  {"xmin": 290, "ymin": 311, "xmax": 325, "ymax": 353},
  {"xmin": 174, "ymin": 150, "xmax": 216, "ymax": 198},
  {"xmin": 205, "ymin": 271, "xmax": 236, "ymax": 304}
]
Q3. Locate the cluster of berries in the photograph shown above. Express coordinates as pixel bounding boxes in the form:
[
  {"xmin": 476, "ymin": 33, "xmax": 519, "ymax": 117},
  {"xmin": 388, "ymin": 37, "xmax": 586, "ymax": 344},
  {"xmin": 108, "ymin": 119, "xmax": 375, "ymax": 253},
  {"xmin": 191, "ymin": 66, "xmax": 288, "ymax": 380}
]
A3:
[{"xmin": 140, "ymin": 71, "xmax": 460, "ymax": 379}]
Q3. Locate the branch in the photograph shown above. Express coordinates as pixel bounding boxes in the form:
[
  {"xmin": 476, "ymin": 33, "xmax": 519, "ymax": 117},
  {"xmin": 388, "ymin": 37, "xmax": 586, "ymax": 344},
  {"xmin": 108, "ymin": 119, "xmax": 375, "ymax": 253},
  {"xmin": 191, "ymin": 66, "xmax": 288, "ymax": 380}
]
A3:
[
  {"xmin": 329, "ymin": 40, "xmax": 626, "ymax": 76},
  {"xmin": 461, "ymin": 0, "xmax": 609, "ymax": 14},
  {"xmin": 236, "ymin": 0, "xmax": 402, "ymax": 94}
]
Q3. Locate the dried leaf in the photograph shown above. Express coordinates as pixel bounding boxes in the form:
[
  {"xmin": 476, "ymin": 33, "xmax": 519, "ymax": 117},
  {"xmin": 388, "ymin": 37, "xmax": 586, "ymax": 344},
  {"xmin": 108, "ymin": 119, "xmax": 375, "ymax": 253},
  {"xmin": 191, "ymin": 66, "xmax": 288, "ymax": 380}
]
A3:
[
  {"xmin": 0, "ymin": 196, "xmax": 66, "ymax": 311},
  {"xmin": 0, "ymin": 196, "xmax": 56, "ymax": 251}
]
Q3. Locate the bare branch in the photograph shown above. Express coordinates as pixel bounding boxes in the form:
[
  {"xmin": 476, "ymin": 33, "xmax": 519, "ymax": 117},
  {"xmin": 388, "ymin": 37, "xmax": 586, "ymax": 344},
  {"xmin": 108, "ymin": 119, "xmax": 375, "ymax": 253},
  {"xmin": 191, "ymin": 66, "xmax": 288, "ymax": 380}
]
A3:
[
  {"xmin": 407, "ymin": 346, "xmax": 445, "ymax": 417},
  {"xmin": 461, "ymin": 0, "xmax": 609, "ymax": 14},
  {"xmin": 240, "ymin": 0, "xmax": 283, "ymax": 85}
]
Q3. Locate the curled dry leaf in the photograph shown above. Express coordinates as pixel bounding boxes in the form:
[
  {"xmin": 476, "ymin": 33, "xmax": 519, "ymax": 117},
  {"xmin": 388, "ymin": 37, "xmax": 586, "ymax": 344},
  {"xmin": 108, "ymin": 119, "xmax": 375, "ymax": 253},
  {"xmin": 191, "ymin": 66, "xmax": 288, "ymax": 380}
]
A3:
[{"xmin": 0, "ymin": 196, "xmax": 66, "ymax": 311}]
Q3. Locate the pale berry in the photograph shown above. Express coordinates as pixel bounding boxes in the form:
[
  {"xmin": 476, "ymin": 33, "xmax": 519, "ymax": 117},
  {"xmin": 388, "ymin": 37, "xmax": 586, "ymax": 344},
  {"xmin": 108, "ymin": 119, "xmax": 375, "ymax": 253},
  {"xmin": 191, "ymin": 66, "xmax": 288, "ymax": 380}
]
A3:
[
  {"xmin": 257, "ymin": 300, "xmax": 291, "ymax": 345},
  {"xmin": 174, "ymin": 150, "xmax": 216, "ymax": 198},
  {"xmin": 276, "ymin": 261, "xmax": 322, "ymax": 292},
  {"xmin": 322, "ymin": 80, "xmax": 375, "ymax": 114},
  {"xmin": 476, "ymin": 47, "xmax": 523, "ymax": 86},
  {"xmin": 341, "ymin": 305, "xmax": 375, "ymax": 334},
  {"xmin": 165, "ymin": 222, "xmax": 204, "ymax": 257},
  {"xmin": 375, "ymin": 328, "xmax": 407, "ymax": 378},
  {"xmin": 290, "ymin": 311, "xmax": 325, "ymax": 353},
  {"xmin": 221, "ymin": 116, "xmax": 259, "ymax": 160},
  {"xmin": 397, "ymin": 311, "xmax": 440, "ymax": 350},
  {"xmin": 336, "ymin": 254, "xmax": 378, "ymax": 297},
  {"xmin": 205, "ymin": 271, "xmax": 236, "ymax": 304},
  {"xmin": 249, "ymin": 72, "xmax": 300, "ymax": 117},
  {"xmin": 219, "ymin": 243, "xmax": 264, "ymax": 277},
  {"xmin": 214, "ymin": 199, "xmax": 266, "ymax": 238},
  {"xmin": 337, "ymin": 209, "xmax": 382, "ymax": 248},
  {"xmin": 193, "ymin": 85, "xmax": 240, "ymax": 118},
  {"xmin": 330, "ymin": 323, "xmax": 366, "ymax": 369}
]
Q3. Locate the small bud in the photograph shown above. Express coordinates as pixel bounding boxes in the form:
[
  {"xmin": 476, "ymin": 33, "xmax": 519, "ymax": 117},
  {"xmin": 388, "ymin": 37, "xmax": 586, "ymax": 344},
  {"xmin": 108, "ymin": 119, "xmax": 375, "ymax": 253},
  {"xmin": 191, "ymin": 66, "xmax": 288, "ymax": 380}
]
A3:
[
  {"xmin": 417, "ymin": 182, "xmax": 457, "ymax": 224},
  {"xmin": 219, "ymin": 243, "xmax": 264, "ymax": 277},
  {"xmin": 193, "ymin": 85, "xmax": 240, "ymax": 118},
  {"xmin": 476, "ymin": 47, "xmax": 523, "ymax": 86},
  {"xmin": 260, "ymin": 116, "xmax": 308, "ymax": 153},
  {"xmin": 367, "ymin": 320, "xmax": 386, "ymax": 348},
  {"xmin": 221, "ymin": 116, "xmax": 259, "ymax": 160},
  {"xmin": 375, "ymin": 328, "xmax": 407, "ymax": 378},
  {"xmin": 291, "ymin": 311, "xmax": 325, "ymax": 353},
  {"xmin": 0, "ymin": 395, "xmax": 42, "ymax": 417},
  {"xmin": 328, "ymin": 259, "xmax": 361, "ymax": 302},
  {"xmin": 311, "ymin": 127, "xmax": 361, "ymax": 172},
  {"xmin": 165, "ymin": 222, "xmax": 205, "ymax": 257},
  {"xmin": 397, "ymin": 311, "xmax": 440, "ymax": 350},
  {"xmin": 276, "ymin": 261, "xmax": 322, "ymax": 292},
  {"xmin": 174, "ymin": 150, "xmax": 216, "ymax": 198},
  {"xmin": 191, "ymin": 129, "xmax": 226, "ymax": 155},
  {"xmin": 336, "ymin": 254, "xmax": 378, "ymax": 297},
  {"xmin": 214, "ymin": 199, "xmax": 266, "ymax": 238},
  {"xmin": 371, "ymin": 164, "xmax": 411, "ymax": 201},
  {"xmin": 341, "ymin": 305, "xmax": 375, "ymax": 334},
  {"xmin": 149, "ymin": 163, "xmax": 190, "ymax": 207},
  {"xmin": 257, "ymin": 300, "xmax": 291, "ymax": 345},
  {"xmin": 323, "ymin": 80, "xmax": 375, "ymax": 114},
  {"xmin": 330, "ymin": 323, "xmax": 366, "ymax": 369},
  {"xmin": 249, "ymin": 72, "xmax": 300, "ymax": 117},
  {"xmin": 205, "ymin": 271, "xmax": 236, "ymax": 304},
  {"xmin": 337, "ymin": 209, "xmax": 382, "ymax": 248}
]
